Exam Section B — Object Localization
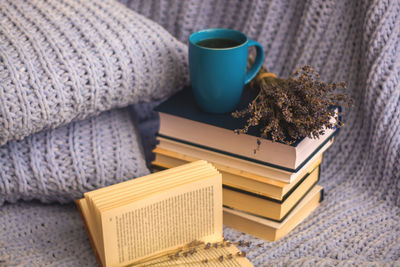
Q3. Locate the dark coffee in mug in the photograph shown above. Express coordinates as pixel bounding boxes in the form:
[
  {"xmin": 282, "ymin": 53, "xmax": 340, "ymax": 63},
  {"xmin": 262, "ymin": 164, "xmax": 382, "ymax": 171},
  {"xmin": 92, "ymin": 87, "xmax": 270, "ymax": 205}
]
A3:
[{"xmin": 196, "ymin": 38, "xmax": 242, "ymax": 49}]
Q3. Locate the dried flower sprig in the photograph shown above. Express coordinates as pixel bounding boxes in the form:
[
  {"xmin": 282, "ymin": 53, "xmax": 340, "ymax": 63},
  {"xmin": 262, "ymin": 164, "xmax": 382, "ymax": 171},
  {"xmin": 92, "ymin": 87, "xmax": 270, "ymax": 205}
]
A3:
[
  {"xmin": 131, "ymin": 239, "xmax": 250, "ymax": 266},
  {"xmin": 232, "ymin": 64, "xmax": 352, "ymax": 151}
]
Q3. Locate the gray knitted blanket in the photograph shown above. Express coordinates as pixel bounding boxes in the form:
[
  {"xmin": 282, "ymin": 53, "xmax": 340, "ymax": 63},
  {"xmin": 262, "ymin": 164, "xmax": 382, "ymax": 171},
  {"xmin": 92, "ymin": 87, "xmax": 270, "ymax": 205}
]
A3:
[
  {"xmin": 0, "ymin": 0, "xmax": 188, "ymax": 146},
  {"xmin": 0, "ymin": 0, "xmax": 189, "ymax": 205},
  {"xmin": 1, "ymin": 0, "xmax": 400, "ymax": 266},
  {"xmin": 0, "ymin": 108, "xmax": 150, "ymax": 205}
]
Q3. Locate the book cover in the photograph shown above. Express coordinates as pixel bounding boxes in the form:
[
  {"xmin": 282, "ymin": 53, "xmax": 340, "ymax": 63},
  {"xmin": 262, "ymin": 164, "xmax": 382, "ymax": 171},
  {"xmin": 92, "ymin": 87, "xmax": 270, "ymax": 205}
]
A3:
[
  {"xmin": 155, "ymin": 86, "xmax": 265, "ymax": 139},
  {"xmin": 223, "ymin": 185, "xmax": 324, "ymax": 241},
  {"xmin": 222, "ymin": 166, "xmax": 320, "ymax": 222}
]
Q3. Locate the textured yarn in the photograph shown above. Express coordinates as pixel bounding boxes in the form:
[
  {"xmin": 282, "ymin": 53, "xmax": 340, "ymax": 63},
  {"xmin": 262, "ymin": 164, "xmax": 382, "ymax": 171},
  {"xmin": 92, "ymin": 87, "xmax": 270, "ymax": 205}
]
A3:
[
  {"xmin": 1, "ymin": 0, "xmax": 400, "ymax": 266},
  {"xmin": 0, "ymin": 107, "xmax": 149, "ymax": 205},
  {"xmin": 0, "ymin": 0, "xmax": 188, "ymax": 146}
]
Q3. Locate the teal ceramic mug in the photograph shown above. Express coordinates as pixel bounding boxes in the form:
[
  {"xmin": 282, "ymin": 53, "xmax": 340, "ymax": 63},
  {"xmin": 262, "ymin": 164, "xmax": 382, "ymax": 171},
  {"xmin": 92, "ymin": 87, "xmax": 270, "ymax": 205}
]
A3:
[{"xmin": 189, "ymin": 28, "xmax": 264, "ymax": 113}]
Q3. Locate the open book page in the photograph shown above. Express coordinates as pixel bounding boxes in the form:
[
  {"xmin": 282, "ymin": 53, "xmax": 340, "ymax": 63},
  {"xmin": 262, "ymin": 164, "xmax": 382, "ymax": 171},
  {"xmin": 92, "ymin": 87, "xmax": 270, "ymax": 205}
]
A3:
[
  {"xmin": 85, "ymin": 161, "xmax": 208, "ymax": 233},
  {"xmin": 85, "ymin": 161, "xmax": 207, "ymax": 200},
  {"xmin": 85, "ymin": 161, "xmax": 212, "ymax": 262},
  {"xmin": 101, "ymin": 176, "xmax": 222, "ymax": 267},
  {"xmin": 96, "ymin": 169, "xmax": 214, "ymax": 211},
  {"xmin": 76, "ymin": 198, "xmax": 106, "ymax": 266},
  {"xmin": 95, "ymin": 169, "xmax": 219, "ymax": 262}
]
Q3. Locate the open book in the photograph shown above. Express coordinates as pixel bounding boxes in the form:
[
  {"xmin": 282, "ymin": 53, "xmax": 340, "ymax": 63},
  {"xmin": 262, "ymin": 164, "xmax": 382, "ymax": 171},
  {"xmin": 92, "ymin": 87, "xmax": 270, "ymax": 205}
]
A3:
[{"xmin": 76, "ymin": 160, "xmax": 253, "ymax": 267}]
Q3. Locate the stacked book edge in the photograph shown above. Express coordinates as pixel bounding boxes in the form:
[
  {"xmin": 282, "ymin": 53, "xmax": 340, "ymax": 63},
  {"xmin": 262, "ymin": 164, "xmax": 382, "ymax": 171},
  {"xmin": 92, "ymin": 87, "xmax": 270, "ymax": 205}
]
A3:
[{"xmin": 152, "ymin": 87, "xmax": 336, "ymax": 241}]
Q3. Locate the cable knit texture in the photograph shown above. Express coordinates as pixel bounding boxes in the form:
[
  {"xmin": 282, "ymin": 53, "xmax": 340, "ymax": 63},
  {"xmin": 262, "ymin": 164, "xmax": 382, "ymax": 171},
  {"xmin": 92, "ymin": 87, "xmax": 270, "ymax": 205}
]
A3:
[
  {"xmin": 0, "ymin": 108, "xmax": 149, "ymax": 205},
  {"xmin": 1, "ymin": 0, "xmax": 400, "ymax": 266},
  {"xmin": 0, "ymin": 0, "xmax": 188, "ymax": 146}
]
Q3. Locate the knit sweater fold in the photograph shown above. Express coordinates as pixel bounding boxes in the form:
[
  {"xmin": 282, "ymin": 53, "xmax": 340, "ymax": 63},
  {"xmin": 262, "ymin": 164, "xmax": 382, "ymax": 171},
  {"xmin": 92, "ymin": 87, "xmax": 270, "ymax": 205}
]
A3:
[
  {"xmin": 0, "ymin": 108, "xmax": 149, "ymax": 205},
  {"xmin": 0, "ymin": 0, "xmax": 189, "ymax": 146}
]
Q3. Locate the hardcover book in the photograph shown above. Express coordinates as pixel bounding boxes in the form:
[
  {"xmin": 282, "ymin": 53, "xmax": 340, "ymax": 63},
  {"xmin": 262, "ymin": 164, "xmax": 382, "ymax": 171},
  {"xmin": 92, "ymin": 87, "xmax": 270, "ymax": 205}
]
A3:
[
  {"xmin": 154, "ymin": 135, "xmax": 331, "ymax": 184},
  {"xmin": 222, "ymin": 166, "xmax": 320, "ymax": 221},
  {"xmin": 76, "ymin": 161, "xmax": 253, "ymax": 267},
  {"xmin": 155, "ymin": 87, "xmax": 338, "ymax": 172},
  {"xmin": 223, "ymin": 185, "xmax": 324, "ymax": 241}
]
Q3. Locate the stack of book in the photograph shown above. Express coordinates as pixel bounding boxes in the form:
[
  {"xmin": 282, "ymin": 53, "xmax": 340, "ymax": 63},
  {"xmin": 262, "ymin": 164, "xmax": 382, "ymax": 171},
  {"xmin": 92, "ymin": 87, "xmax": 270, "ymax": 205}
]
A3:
[{"xmin": 152, "ymin": 87, "xmax": 338, "ymax": 241}]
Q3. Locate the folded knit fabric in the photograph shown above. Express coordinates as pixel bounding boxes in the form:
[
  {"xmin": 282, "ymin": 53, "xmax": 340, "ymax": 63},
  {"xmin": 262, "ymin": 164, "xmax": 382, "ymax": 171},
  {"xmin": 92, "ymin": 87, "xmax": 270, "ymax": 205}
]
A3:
[
  {"xmin": 0, "ymin": 0, "xmax": 188, "ymax": 146},
  {"xmin": 0, "ymin": 108, "xmax": 149, "ymax": 205}
]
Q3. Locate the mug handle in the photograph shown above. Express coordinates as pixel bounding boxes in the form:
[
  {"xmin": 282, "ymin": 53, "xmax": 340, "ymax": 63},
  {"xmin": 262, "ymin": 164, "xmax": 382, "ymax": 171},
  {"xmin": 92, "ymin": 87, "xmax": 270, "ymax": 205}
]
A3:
[{"xmin": 245, "ymin": 40, "xmax": 264, "ymax": 84}]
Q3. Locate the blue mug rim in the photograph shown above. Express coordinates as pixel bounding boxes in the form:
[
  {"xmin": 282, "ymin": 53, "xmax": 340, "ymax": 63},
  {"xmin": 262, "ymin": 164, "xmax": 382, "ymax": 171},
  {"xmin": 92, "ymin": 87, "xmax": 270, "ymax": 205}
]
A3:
[{"xmin": 189, "ymin": 28, "xmax": 248, "ymax": 50}]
